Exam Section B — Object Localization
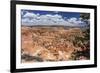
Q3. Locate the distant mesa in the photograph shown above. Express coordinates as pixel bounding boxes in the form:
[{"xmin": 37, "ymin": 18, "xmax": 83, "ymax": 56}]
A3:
[{"xmin": 21, "ymin": 24, "xmax": 89, "ymax": 28}]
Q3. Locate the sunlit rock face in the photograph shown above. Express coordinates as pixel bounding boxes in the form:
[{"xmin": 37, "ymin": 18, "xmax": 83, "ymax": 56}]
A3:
[{"xmin": 21, "ymin": 26, "xmax": 90, "ymax": 63}]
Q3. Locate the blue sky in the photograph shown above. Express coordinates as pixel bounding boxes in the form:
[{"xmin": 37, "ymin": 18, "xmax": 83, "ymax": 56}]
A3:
[
  {"xmin": 21, "ymin": 9, "xmax": 88, "ymax": 26},
  {"xmin": 21, "ymin": 10, "xmax": 80, "ymax": 19}
]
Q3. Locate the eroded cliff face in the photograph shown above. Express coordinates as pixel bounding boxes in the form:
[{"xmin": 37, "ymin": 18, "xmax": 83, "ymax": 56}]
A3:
[{"xmin": 21, "ymin": 26, "xmax": 90, "ymax": 63}]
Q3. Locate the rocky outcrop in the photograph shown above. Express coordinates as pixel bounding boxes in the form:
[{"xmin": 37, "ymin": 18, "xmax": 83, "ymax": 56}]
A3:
[{"xmin": 21, "ymin": 26, "xmax": 90, "ymax": 63}]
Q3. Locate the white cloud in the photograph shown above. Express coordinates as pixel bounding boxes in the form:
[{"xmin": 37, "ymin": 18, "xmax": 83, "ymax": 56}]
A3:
[
  {"xmin": 22, "ymin": 11, "xmax": 86, "ymax": 27},
  {"xmin": 23, "ymin": 12, "xmax": 39, "ymax": 19},
  {"xmin": 68, "ymin": 17, "xmax": 77, "ymax": 23},
  {"xmin": 67, "ymin": 17, "xmax": 84, "ymax": 24}
]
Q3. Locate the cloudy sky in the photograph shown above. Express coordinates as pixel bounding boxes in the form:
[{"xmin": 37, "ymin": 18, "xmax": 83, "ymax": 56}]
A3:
[{"xmin": 21, "ymin": 9, "xmax": 88, "ymax": 27}]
